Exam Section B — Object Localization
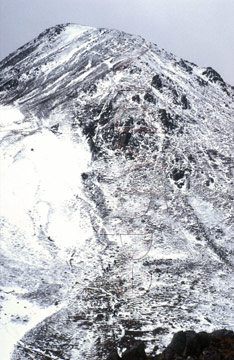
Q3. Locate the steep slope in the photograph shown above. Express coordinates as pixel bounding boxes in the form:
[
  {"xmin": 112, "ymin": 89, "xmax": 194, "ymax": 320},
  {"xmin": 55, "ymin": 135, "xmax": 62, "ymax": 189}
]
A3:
[{"xmin": 0, "ymin": 24, "xmax": 233, "ymax": 359}]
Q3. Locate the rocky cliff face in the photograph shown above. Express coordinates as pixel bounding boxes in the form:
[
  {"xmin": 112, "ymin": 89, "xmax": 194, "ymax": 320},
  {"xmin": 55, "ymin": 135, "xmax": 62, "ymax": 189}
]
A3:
[{"xmin": 0, "ymin": 24, "xmax": 233, "ymax": 359}]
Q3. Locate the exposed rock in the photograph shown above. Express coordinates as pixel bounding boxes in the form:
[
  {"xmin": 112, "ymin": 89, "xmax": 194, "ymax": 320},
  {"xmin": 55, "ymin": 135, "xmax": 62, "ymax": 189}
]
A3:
[
  {"xmin": 158, "ymin": 330, "xmax": 234, "ymax": 360},
  {"xmin": 171, "ymin": 169, "xmax": 185, "ymax": 181},
  {"xmin": 167, "ymin": 331, "xmax": 187, "ymax": 355},
  {"xmin": 181, "ymin": 94, "xmax": 190, "ymax": 109},
  {"xmin": 158, "ymin": 109, "xmax": 176, "ymax": 130},
  {"xmin": 171, "ymin": 88, "xmax": 179, "ymax": 104},
  {"xmin": 107, "ymin": 350, "xmax": 121, "ymax": 360},
  {"xmin": 132, "ymin": 94, "xmax": 141, "ymax": 103},
  {"xmin": 177, "ymin": 59, "xmax": 193, "ymax": 74},
  {"xmin": 81, "ymin": 172, "xmax": 89, "ymax": 180},
  {"xmin": 100, "ymin": 102, "xmax": 114, "ymax": 125},
  {"xmin": 211, "ymin": 330, "xmax": 234, "ymax": 337},
  {"xmin": 144, "ymin": 92, "xmax": 156, "ymax": 104},
  {"xmin": 107, "ymin": 330, "xmax": 234, "ymax": 360},
  {"xmin": 202, "ymin": 67, "xmax": 225, "ymax": 85},
  {"xmin": 50, "ymin": 123, "xmax": 59, "ymax": 133},
  {"xmin": 0, "ymin": 78, "xmax": 19, "ymax": 92},
  {"xmin": 197, "ymin": 77, "xmax": 208, "ymax": 87},
  {"xmin": 202, "ymin": 67, "xmax": 229, "ymax": 94},
  {"xmin": 122, "ymin": 342, "xmax": 147, "ymax": 360},
  {"xmin": 152, "ymin": 74, "xmax": 162, "ymax": 90},
  {"xmin": 197, "ymin": 331, "xmax": 212, "ymax": 350}
]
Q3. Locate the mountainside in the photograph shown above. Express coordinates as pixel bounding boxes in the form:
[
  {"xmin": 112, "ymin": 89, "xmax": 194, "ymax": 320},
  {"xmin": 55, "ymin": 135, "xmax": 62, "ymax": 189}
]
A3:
[{"xmin": 0, "ymin": 24, "xmax": 233, "ymax": 359}]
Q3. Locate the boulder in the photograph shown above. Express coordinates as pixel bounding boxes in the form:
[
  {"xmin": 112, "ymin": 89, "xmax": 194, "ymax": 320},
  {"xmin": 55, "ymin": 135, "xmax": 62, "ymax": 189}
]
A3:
[{"xmin": 122, "ymin": 342, "xmax": 147, "ymax": 360}]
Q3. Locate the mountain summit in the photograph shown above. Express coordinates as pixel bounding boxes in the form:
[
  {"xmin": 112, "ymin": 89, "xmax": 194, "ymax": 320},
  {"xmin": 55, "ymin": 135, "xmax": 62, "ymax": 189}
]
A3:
[{"xmin": 0, "ymin": 24, "xmax": 233, "ymax": 359}]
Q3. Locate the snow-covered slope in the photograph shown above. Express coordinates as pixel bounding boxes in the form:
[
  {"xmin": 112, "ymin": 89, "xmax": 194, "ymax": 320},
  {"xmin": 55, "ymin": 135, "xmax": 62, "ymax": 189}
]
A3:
[{"xmin": 0, "ymin": 24, "xmax": 233, "ymax": 359}]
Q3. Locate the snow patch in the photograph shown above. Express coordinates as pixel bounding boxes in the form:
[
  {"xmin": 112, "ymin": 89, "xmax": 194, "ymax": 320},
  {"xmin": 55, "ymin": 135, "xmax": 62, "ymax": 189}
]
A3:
[
  {"xmin": 0, "ymin": 106, "xmax": 24, "ymax": 125},
  {"xmin": 0, "ymin": 288, "xmax": 62, "ymax": 360},
  {"xmin": 0, "ymin": 124, "xmax": 92, "ymax": 250},
  {"xmin": 63, "ymin": 24, "xmax": 93, "ymax": 43},
  {"xmin": 189, "ymin": 196, "xmax": 224, "ymax": 228}
]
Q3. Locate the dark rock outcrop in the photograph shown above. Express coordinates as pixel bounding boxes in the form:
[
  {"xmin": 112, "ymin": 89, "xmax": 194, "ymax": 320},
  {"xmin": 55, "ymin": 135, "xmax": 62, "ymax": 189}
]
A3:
[
  {"xmin": 177, "ymin": 59, "xmax": 193, "ymax": 74},
  {"xmin": 107, "ymin": 350, "xmax": 121, "ymax": 360},
  {"xmin": 107, "ymin": 330, "xmax": 234, "ymax": 360},
  {"xmin": 152, "ymin": 75, "xmax": 162, "ymax": 90},
  {"xmin": 158, "ymin": 330, "xmax": 234, "ymax": 360},
  {"xmin": 202, "ymin": 67, "xmax": 225, "ymax": 85},
  {"xmin": 132, "ymin": 94, "xmax": 141, "ymax": 103},
  {"xmin": 122, "ymin": 342, "xmax": 147, "ymax": 360},
  {"xmin": 158, "ymin": 109, "xmax": 176, "ymax": 131},
  {"xmin": 202, "ymin": 67, "xmax": 229, "ymax": 94},
  {"xmin": 181, "ymin": 94, "xmax": 190, "ymax": 109},
  {"xmin": 144, "ymin": 92, "xmax": 156, "ymax": 104}
]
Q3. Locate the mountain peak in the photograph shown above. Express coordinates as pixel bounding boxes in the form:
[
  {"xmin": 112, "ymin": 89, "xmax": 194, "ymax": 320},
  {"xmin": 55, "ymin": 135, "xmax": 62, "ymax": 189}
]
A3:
[{"xmin": 0, "ymin": 24, "xmax": 233, "ymax": 360}]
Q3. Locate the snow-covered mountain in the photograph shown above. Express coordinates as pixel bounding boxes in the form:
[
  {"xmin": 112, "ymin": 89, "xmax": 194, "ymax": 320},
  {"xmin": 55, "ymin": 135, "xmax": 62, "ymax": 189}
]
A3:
[{"xmin": 0, "ymin": 24, "xmax": 233, "ymax": 359}]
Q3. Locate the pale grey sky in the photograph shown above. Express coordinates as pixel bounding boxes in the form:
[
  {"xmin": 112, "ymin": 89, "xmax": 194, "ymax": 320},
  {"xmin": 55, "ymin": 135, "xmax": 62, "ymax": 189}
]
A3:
[{"xmin": 0, "ymin": 0, "xmax": 233, "ymax": 84}]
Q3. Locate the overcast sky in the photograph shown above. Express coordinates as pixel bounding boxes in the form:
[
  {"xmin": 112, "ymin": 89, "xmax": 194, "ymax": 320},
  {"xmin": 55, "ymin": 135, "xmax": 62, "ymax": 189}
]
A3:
[{"xmin": 0, "ymin": 0, "xmax": 233, "ymax": 84}]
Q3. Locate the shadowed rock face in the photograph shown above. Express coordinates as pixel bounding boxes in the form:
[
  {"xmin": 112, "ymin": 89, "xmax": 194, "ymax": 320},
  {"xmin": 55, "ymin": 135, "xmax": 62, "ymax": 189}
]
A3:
[
  {"xmin": 157, "ymin": 329, "xmax": 234, "ymax": 360},
  {"xmin": 108, "ymin": 330, "xmax": 234, "ymax": 360},
  {"xmin": 0, "ymin": 23, "xmax": 233, "ymax": 360}
]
